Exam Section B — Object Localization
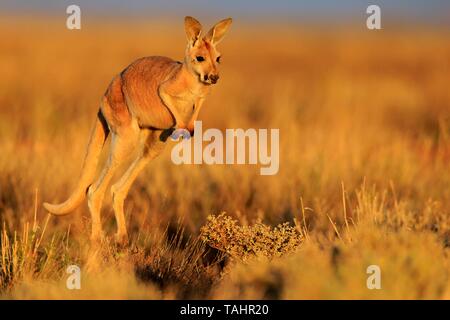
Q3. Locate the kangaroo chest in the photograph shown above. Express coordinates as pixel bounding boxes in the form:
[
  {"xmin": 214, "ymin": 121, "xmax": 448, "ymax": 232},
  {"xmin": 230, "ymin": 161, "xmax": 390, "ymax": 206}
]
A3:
[{"xmin": 162, "ymin": 91, "xmax": 203, "ymax": 124}]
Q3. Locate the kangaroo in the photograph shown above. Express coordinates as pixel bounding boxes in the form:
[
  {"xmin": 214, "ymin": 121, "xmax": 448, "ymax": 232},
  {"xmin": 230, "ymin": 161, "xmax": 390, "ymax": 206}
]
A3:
[{"xmin": 43, "ymin": 16, "xmax": 232, "ymax": 244}]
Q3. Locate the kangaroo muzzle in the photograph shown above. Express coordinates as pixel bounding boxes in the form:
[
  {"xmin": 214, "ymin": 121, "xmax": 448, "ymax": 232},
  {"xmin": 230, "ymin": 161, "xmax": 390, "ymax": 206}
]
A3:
[{"xmin": 209, "ymin": 74, "xmax": 219, "ymax": 84}]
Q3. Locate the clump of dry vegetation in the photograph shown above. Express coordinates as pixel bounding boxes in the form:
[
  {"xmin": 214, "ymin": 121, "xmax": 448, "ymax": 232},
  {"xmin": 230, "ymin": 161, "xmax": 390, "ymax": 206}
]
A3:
[
  {"xmin": 0, "ymin": 16, "xmax": 449, "ymax": 299},
  {"xmin": 201, "ymin": 213, "xmax": 302, "ymax": 261}
]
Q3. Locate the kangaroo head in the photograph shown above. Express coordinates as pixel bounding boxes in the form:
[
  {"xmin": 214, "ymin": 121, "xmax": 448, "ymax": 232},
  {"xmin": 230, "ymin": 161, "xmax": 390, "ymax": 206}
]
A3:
[{"xmin": 184, "ymin": 16, "xmax": 232, "ymax": 85}]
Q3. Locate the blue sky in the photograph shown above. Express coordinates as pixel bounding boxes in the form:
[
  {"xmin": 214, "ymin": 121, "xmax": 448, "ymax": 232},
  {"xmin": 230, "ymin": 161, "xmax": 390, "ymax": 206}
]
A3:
[{"xmin": 1, "ymin": 0, "xmax": 449, "ymax": 23}]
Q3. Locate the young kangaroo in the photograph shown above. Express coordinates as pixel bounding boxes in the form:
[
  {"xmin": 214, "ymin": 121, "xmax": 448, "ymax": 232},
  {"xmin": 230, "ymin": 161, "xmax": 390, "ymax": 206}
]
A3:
[{"xmin": 43, "ymin": 16, "xmax": 232, "ymax": 244}]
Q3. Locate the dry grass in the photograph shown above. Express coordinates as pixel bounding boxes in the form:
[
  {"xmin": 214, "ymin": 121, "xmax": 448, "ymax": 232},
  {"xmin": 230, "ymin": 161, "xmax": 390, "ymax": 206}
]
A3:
[{"xmin": 0, "ymin": 16, "xmax": 449, "ymax": 299}]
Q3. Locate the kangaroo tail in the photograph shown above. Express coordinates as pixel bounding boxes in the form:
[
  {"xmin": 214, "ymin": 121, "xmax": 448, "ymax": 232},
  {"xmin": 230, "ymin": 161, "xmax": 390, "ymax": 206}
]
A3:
[{"xmin": 43, "ymin": 110, "xmax": 110, "ymax": 215}]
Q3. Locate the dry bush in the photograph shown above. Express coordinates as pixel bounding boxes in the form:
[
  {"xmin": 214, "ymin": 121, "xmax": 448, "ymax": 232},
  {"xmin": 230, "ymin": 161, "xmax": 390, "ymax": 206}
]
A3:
[{"xmin": 201, "ymin": 213, "xmax": 302, "ymax": 262}]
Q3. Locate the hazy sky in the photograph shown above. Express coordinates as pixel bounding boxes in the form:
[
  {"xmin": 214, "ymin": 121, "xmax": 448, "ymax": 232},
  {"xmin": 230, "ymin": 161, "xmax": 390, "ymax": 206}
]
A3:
[{"xmin": 1, "ymin": 0, "xmax": 449, "ymax": 23}]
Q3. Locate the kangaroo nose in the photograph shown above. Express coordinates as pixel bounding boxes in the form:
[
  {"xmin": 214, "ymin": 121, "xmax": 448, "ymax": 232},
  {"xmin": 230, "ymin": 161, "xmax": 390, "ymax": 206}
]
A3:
[
  {"xmin": 210, "ymin": 74, "xmax": 219, "ymax": 84},
  {"xmin": 203, "ymin": 74, "xmax": 208, "ymax": 81}
]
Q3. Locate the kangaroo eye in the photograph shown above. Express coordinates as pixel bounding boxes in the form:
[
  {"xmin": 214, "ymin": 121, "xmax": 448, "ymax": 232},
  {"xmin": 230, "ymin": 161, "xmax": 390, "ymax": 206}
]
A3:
[
  {"xmin": 196, "ymin": 56, "xmax": 205, "ymax": 62},
  {"xmin": 216, "ymin": 56, "xmax": 221, "ymax": 63}
]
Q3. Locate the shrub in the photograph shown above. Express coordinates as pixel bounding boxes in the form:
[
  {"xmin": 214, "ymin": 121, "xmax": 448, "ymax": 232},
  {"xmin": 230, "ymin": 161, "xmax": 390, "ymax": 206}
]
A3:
[{"xmin": 200, "ymin": 213, "xmax": 303, "ymax": 262}]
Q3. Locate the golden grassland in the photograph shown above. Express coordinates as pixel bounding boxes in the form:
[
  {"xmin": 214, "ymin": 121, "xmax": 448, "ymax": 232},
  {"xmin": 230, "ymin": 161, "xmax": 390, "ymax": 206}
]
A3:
[{"xmin": 0, "ymin": 17, "xmax": 449, "ymax": 299}]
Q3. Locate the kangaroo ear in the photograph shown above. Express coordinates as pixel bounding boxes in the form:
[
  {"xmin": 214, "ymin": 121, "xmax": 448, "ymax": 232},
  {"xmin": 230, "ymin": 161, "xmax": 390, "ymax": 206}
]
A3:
[
  {"xmin": 205, "ymin": 18, "xmax": 232, "ymax": 45},
  {"xmin": 184, "ymin": 16, "xmax": 202, "ymax": 46}
]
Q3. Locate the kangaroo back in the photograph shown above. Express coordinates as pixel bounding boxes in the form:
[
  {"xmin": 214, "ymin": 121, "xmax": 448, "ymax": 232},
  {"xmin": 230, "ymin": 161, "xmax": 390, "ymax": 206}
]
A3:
[{"xmin": 121, "ymin": 56, "xmax": 181, "ymax": 129}]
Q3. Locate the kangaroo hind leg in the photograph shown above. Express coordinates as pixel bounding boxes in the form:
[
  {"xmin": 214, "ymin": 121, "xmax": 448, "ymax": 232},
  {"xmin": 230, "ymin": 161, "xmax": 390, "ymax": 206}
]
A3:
[
  {"xmin": 87, "ymin": 128, "xmax": 139, "ymax": 242},
  {"xmin": 111, "ymin": 129, "xmax": 166, "ymax": 244}
]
